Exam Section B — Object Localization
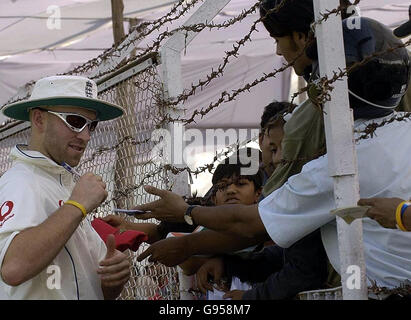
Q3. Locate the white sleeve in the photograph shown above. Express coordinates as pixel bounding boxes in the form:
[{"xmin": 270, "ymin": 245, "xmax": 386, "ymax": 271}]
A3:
[
  {"xmin": 258, "ymin": 155, "xmax": 336, "ymax": 248},
  {"xmin": 0, "ymin": 172, "xmax": 48, "ymax": 273},
  {"xmin": 84, "ymin": 219, "xmax": 107, "ymax": 263}
]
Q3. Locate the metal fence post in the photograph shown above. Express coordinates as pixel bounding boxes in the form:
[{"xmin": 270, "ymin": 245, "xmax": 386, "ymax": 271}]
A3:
[
  {"xmin": 313, "ymin": 0, "xmax": 368, "ymax": 300},
  {"xmin": 159, "ymin": 0, "xmax": 232, "ymax": 299}
]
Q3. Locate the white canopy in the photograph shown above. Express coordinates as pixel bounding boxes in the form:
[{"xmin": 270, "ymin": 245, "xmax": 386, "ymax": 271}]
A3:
[{"xmin": 0, "ymin": 0, "xmax": 409, "ymax": 127}]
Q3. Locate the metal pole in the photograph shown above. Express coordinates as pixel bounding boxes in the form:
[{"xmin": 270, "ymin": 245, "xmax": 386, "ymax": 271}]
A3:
[
  {"xmin": 110, "ymin": 0, "xmax": 125, "ymax": 45},
  {"xmin": 159, "ymin": 0, "xmax": 231, "ymax": 196},
  {"xmin": 159, "ymin": 0, "xmax": 231, "ymax": 299},
  {"xmin": 313, "ymin": 0, "xmax": 367, "ymax": 300}
]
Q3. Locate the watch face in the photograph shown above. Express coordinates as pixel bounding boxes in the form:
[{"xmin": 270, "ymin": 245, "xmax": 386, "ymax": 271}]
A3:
[{"xmin": 184, "ymin": 215, "xmax": 193, "ymax": 225}]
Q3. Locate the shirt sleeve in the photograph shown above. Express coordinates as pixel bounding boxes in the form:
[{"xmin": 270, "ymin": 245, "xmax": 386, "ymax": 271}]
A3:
[
  {"xmin": 0, "ymin": 171, "xmax": 49, "ymax": 277},
  {"xmin": 84, "ymin": 219, "xmax": 107, "ymax": 263},
  {"xmin": 258, "ymin": 155, "xmax": 336, "ymax": 248}
]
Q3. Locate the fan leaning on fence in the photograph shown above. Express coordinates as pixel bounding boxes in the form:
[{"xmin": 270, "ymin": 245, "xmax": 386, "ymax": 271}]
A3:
[
  {"xmin": 134, "ymin": 0, "xmax": 411, "ymax": 299},
  {"xmin": 0, "ymin": 75, "xmax": 130, "ymax": 300},
  {"xmin": 357, "ymin": 5, "xmax": 411, "ymax": 233}
]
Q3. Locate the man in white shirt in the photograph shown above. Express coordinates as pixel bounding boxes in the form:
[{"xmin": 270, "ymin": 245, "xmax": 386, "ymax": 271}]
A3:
[
  {"xmin": 133, "ymin": 1, "xmax": 411, "ymax": 292},
  {"xmin": 0, "ymin": 75, "xmax": 130, "ymax": 299},
  {"xmin": 136, "ymin": 114, "xmax": 411, "ymax": 290}
]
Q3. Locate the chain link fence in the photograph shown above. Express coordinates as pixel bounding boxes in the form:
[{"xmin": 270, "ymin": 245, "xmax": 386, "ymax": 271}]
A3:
[{"xmin": 0, "ymin": 53, "xmax": 182, "ymax": 300}]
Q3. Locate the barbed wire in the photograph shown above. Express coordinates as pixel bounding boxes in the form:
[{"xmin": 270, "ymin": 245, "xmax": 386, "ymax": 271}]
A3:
[
  {"xmin": 154, "ymin": 0, "xmax": 278, "ymax": 108},
  {"xmin": 2, "ymin": 0, "xmax": 411, "ymax": 301},
  {"xmin": 146, "ymin": 0, "xmax": 409, "ymax": 134},
  {"xmin": 79, "ymin": 135, "xmax": 151, "ymax": 167},
  {"xmin": 155, "ymin": 0, "xmax": 366, "ymax": 125},
  {"xmin": 66, "ymin": 0, "xmax": 263, "ymax": 80},
  {"xmin": 98, "ymin": 133, "xmax": 259, "ymax": 205},
  {"xmin": 130, "ymin": 0, "xmax": 201, "ymax": 42},
  {"xmin": 67, "ymin": 0, "xmax": 204, "ymax": 78},
  {"xmin": 61, "ymin": 0, "xmax": 294, "ymax": 90},
  {"xmin": 310, "ymin": 38, "xmax": 411, "ymax": 107},
  {"xmin": 0, "ymin": 0, "xmax": 365, "ymax": 120},
  {"xmin": 368, "ymin": 280, "xmax": 411, "ymax": 299},
  {"xmin": 0, "ymin": 0, "xmax": 409, "ymax": 178},
  {"xmin": 2, "ymin": 0, "xmax": 408, "ymax": 173},
  {"xmin": 1, "ymin": 0, "xmax": 409, "ymax": 159},
  {"xmin": 0, "ymin": 0, "xmax": 349, "ymax": 127},
  {"xmin": 355, "ymin": 112, "xmax": 411, "ymax": 142}
]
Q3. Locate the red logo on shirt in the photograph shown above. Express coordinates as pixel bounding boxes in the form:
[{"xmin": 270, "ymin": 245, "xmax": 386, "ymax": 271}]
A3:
[{"xmin": 0, "ymin": 201, "xmax": 14, "ymax": 227}]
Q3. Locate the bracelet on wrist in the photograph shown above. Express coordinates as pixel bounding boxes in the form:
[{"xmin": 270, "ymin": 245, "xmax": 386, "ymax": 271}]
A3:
[
  {"xmin": 395, "ymin": 201, "xmax": 410, "ymax": 231},
  {"xmin": 401, "ymin": 201, "xmax": 410, "ymax": 231},
  {"xmin": 65, "ymin": 200, "xmax": 87, "ymax": 220}
]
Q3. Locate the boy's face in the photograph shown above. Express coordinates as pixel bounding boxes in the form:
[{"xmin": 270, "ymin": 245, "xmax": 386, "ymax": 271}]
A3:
[
  {"xmin": 272, "ymin": 32, "xmax": 312, "ymax": 76},
  {"xmin": 213, "ymin": 176, "xmax": 261, "ymax": 206},
  {"xmin": 259, "ymin": 130, "xmax": 275, "ymax": 177},
  {"xmin": 259, "ymin": 120, "xmax": 285, "ymax": 176},
  {"xmin": 267, "ymin": 125, "xmax": 284, "ymax": 167}
]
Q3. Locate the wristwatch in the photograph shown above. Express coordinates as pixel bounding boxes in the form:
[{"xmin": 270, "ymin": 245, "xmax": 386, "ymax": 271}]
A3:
[{"xmin": 184, "ymin": 205, "xmax": 197, "ymax": 225}]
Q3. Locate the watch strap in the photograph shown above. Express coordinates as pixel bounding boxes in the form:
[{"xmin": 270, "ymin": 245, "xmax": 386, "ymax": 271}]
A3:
[{"xmin": 184, "ymin": 205, "xmax": 198, "ymax": 225}]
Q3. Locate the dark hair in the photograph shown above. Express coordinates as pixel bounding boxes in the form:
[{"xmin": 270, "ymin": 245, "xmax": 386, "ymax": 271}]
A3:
[
  {"xmin": 184, "ymin": 195, "xmax": 214, "ymax": 207},
  {"xmin": 260, "ymin": 0, "xmax": 314, "ymax": 37},
  {"xmin": 212, "ymin": 148, "xmax": 264, "ymax": 191},
  {"xmin": 343, "ymin": 17, "xmax": 410, "ymax": 119},
  {"xmin": 260, "ymin": 101, "xmax": 296, "ymax": 131},
  {"xmin": 260, "ymin": 0, "xmax": 353, "ymax": 37}
]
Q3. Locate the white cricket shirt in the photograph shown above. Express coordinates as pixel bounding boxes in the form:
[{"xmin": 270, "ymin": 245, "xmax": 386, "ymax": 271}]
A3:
[
  {"xmin": 259, "ymin": 113, "xmax": 411, "ymax": 288},
  {"xmin": 0, "ymin": 145, "xmax": 106, "ymax": 299}
]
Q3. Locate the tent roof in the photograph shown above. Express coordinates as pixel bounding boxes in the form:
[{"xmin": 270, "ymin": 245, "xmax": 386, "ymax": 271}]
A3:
[{"xmin": 0, "ymin": 0, "xmax": 409, "ymax": 127}]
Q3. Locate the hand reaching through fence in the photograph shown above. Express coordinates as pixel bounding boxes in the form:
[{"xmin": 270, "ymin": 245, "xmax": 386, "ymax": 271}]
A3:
[
  {"xmin": 195, "ymin": 257, "xmax": 226, "ymax": 294},
  {"xmin": 223, "ymin": 290, "xmax": 245, "ymax": 300},
  {"xmin": 137, "ymin": 236, "xmax": 191, "ymax": 266},
  {"xmin": 102, "ymin": 214, "xmax": 130, "ymax": 229},
  {"xmin": 102, "ymin": 215, "xmax": 161, "ymax": 244},
  {"xmin": 133, "ymin": 185, "xmax": 188, "ymax": 223}
]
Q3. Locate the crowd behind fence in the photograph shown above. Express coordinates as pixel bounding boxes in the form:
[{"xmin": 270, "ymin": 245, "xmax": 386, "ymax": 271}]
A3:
[{"xmin": 0, "ymin": 0, "xmax": 410, "ymax": 299}]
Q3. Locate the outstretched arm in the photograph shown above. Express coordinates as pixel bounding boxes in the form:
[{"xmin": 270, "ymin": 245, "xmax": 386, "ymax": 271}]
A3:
[
  {"xmin": 135, "ymin": 186, "xmax": 266, "ymax": 239},
  {"xmin": 137, "ymin": 229, "xmax": 268, "ymax": 265}
]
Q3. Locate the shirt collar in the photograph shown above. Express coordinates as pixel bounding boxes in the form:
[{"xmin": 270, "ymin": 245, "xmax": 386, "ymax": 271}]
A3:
[
  {"xmin": 10, "ymin": 144, "xmax": 71, "ymax": 176},
  {"xmin": 353, "ymin": 111, "xmax": 400, "ymax": 132}
]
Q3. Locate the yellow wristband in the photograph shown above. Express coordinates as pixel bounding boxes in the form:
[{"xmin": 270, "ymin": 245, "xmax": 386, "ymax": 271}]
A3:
[
  {"xmin": 395, "ymin": 201, "xmax": 407, "ymax": 231},
  {"xmin": 65, "ymin": 200, "xmax": 87, "ymax": 219}
]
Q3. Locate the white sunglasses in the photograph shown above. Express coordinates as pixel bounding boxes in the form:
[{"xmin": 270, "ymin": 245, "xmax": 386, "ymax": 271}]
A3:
[{"xmin": 39, "ymin": 108, "xmax": 99, "ymax": 133}]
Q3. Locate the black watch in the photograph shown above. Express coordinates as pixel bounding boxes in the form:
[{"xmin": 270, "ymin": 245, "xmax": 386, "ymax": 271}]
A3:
[{"xmin": 184, "ymin": 205, "xmax": 198, "ymax": 225}]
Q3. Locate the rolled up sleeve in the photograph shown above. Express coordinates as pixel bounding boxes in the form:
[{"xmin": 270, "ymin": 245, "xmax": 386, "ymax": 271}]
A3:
[{"xmin": 258, "ymin": 156, "xmax": 336, "ymax": 248}]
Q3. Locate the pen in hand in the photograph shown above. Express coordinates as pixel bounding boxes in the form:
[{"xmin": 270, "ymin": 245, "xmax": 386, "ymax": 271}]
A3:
[
  {"xmin": 113, "ymin": 208, "xmax": 148, "ymax": 215},
  {"xmin": 61, "ymin": 162, "xmax": 81, "ymax": 179}
]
